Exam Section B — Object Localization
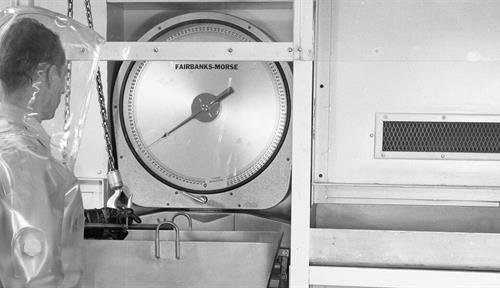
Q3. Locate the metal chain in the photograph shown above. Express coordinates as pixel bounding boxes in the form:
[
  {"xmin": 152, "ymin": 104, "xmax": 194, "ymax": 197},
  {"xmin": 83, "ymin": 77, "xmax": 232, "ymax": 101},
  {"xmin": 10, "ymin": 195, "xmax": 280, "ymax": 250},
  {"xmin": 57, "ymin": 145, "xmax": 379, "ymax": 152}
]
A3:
[
  {"xmin": 62, "ymin": 63, "xmax": 72, "ymax": 164},
  {"xmin": 63, "ymin": 66, "xmax": 71, "ymax": 129},
  {"xmin": 84, "ymin": 0, "xmax": 117, "ymax": 171},
  {"xmin": 84, "ymin": 0, "xmax": 94, "ymax": 30},
  {"xmin": 67, "ymin": 0, "xmax": 73, "ymax": 18},
  {"xmin": 62, "ymin": 0, "xmax": 74, "ymax": 165}
]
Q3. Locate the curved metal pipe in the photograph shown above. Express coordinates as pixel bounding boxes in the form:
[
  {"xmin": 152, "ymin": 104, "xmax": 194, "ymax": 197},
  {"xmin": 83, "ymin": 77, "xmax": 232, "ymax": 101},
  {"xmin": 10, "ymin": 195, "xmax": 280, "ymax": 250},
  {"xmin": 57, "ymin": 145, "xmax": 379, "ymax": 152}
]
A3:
[
  {"xmin": 155, "ymin": 221, "xmax": 180, "ymax": 259},
  {"xmin": 172, "ymin": 212, "xmax": 193, "ymax": 230}
]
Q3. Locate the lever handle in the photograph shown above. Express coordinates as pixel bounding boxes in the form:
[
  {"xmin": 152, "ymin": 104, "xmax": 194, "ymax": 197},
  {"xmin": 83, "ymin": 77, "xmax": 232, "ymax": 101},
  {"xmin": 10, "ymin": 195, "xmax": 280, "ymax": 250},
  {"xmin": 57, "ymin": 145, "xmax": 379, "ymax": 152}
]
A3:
[{"xmin": 181, "ymin": 191, "xmax": 208, "ymax": 205}]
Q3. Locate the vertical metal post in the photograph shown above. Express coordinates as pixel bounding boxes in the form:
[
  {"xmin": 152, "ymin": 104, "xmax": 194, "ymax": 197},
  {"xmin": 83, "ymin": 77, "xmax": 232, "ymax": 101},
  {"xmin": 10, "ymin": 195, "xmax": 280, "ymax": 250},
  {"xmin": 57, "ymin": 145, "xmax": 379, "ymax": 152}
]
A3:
[
  {"xmin": 290, "ymin": 0, "xmax": 315, "ymax": 287},
  {"xmin": 293, "ymin": 0, "xmax": 315, "ymax": 61},
  {"xmin": 10, "ymin": 0, "xmax": 19, "ymax": 6},
  {"xmin": 289, "ymin": 62, "xmax": 313, "ymax": 287}
]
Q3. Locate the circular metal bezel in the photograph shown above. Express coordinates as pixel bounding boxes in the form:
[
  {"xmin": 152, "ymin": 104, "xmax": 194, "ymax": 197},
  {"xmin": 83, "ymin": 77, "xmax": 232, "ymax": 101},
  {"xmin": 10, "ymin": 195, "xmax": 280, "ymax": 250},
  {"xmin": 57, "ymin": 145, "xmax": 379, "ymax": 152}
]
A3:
[{"xmin": 116, "ymin": 12, "xmax": 292, "ymax": 194}]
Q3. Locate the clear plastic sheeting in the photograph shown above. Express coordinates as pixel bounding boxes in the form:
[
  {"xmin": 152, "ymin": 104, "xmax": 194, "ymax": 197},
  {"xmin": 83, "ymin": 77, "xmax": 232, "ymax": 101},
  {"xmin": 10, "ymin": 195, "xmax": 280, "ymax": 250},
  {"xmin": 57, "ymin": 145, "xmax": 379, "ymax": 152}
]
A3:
[{"xmin": 0, "ymin": 6, "xmax": 102, "ymax": 288}]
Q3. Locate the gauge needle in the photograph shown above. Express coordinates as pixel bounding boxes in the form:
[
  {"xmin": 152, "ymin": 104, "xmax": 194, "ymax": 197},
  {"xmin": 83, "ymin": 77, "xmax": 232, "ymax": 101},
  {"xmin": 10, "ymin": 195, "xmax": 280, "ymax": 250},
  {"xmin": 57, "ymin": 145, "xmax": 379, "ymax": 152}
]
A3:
[{"xmin": 148, "ymin": 86, "xmax": 235, "ymax": 147}]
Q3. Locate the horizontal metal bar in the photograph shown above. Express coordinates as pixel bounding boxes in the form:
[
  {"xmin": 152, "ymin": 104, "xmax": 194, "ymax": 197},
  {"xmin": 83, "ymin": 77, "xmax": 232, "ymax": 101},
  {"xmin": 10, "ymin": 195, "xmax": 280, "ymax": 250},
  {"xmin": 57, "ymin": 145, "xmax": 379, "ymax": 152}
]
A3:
[
  {"xmin": 314, "ymin": 203, "xmax": 500, "ymax": 232},
  {"xmin": 317, "ymin": 198, "xmax": 499, "ymax": 207},
  {"xmin": 310, "ymin": 228, "xmax": 500, "ymax": 270},
  {"xmin": 95, "ymin": 42, "xmax": 295, "ymax": 61},
  {"xmin": 85, "ymin": 223, "xmax": 173, "ymax": 230},
  {"xmin": 9, "ymin": 0, "xmax": 34, "ymax": 6},
  {"xmin": 107, "ymin": 0, "xmax": 291, "ymax": 2},
  {"xmin": 313, "ymin": 183, "xmax": 500, "ymax": 203},
  {"xmin": 310, "ymin": 266, "xmax": 500, "ymax": 288}
]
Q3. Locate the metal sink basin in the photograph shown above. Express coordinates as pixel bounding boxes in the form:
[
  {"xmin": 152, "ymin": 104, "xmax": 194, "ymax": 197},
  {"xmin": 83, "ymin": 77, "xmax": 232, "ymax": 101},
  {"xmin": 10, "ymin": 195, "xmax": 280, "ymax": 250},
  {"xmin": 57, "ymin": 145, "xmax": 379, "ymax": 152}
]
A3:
[{"xmin": 82, "ymin": 231, "xmax": 282, "ymax": 288}]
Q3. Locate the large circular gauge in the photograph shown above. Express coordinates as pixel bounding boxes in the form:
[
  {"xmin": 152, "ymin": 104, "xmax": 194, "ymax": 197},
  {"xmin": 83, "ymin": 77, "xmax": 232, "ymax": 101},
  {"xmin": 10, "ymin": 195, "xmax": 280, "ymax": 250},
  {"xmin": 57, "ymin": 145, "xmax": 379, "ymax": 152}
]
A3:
[{"xmin": 117, "ymin": 13, "xmax": 292, "ymax": 194}]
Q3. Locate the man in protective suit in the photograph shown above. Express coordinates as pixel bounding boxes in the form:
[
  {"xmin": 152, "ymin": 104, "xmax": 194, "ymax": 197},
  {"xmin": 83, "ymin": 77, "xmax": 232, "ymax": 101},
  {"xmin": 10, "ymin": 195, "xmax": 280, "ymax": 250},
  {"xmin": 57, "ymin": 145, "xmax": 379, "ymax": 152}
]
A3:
[{"xmin": 0, "ymin": 18, "xmax": 83, "ymax": 287}]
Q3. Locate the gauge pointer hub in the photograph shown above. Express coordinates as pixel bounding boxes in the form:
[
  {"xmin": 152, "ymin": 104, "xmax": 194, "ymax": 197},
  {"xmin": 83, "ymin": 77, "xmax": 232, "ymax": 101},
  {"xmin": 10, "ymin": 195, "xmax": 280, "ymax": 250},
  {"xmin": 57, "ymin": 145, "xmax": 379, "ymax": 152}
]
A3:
[{"xmin": 149, "ymin": 87, "xmax": 234, "ymax": 147}]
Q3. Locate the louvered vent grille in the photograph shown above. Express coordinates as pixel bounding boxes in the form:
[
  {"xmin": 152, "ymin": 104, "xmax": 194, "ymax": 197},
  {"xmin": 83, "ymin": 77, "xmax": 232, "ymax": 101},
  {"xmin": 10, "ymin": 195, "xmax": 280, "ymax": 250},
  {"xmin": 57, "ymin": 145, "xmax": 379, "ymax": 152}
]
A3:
[{"xmin": 382, "ymin": 121, "xmax": 500, "ymax": 153}]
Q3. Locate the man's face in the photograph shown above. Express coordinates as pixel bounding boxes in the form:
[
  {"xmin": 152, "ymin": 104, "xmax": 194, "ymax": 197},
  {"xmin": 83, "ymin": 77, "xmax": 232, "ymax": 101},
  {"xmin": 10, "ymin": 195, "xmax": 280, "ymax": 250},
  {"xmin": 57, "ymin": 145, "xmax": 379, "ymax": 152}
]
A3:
[{"xmin": 39, "ymin": 63, "xmax": 67, "ymax": 121}]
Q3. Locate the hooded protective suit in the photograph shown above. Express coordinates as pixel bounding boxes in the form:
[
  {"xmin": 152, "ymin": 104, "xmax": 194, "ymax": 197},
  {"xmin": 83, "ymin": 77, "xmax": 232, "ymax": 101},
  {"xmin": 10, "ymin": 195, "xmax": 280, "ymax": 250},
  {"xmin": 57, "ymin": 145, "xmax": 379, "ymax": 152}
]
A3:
[
  {"xmin": 0, "ymin": 7, "xmax": 102, "ymax": 287},
  {"xmin": 0, "ymin": 103, "xmax": 84, "ymax": 288}
]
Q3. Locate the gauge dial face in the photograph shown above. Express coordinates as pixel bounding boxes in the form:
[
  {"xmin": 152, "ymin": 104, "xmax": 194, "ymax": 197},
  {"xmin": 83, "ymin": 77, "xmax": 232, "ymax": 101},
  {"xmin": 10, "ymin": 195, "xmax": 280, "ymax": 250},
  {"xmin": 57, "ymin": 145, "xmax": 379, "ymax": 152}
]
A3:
[{"xmin": 121, "ymin": 21, "xmax": 290, "ymax": 194}]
